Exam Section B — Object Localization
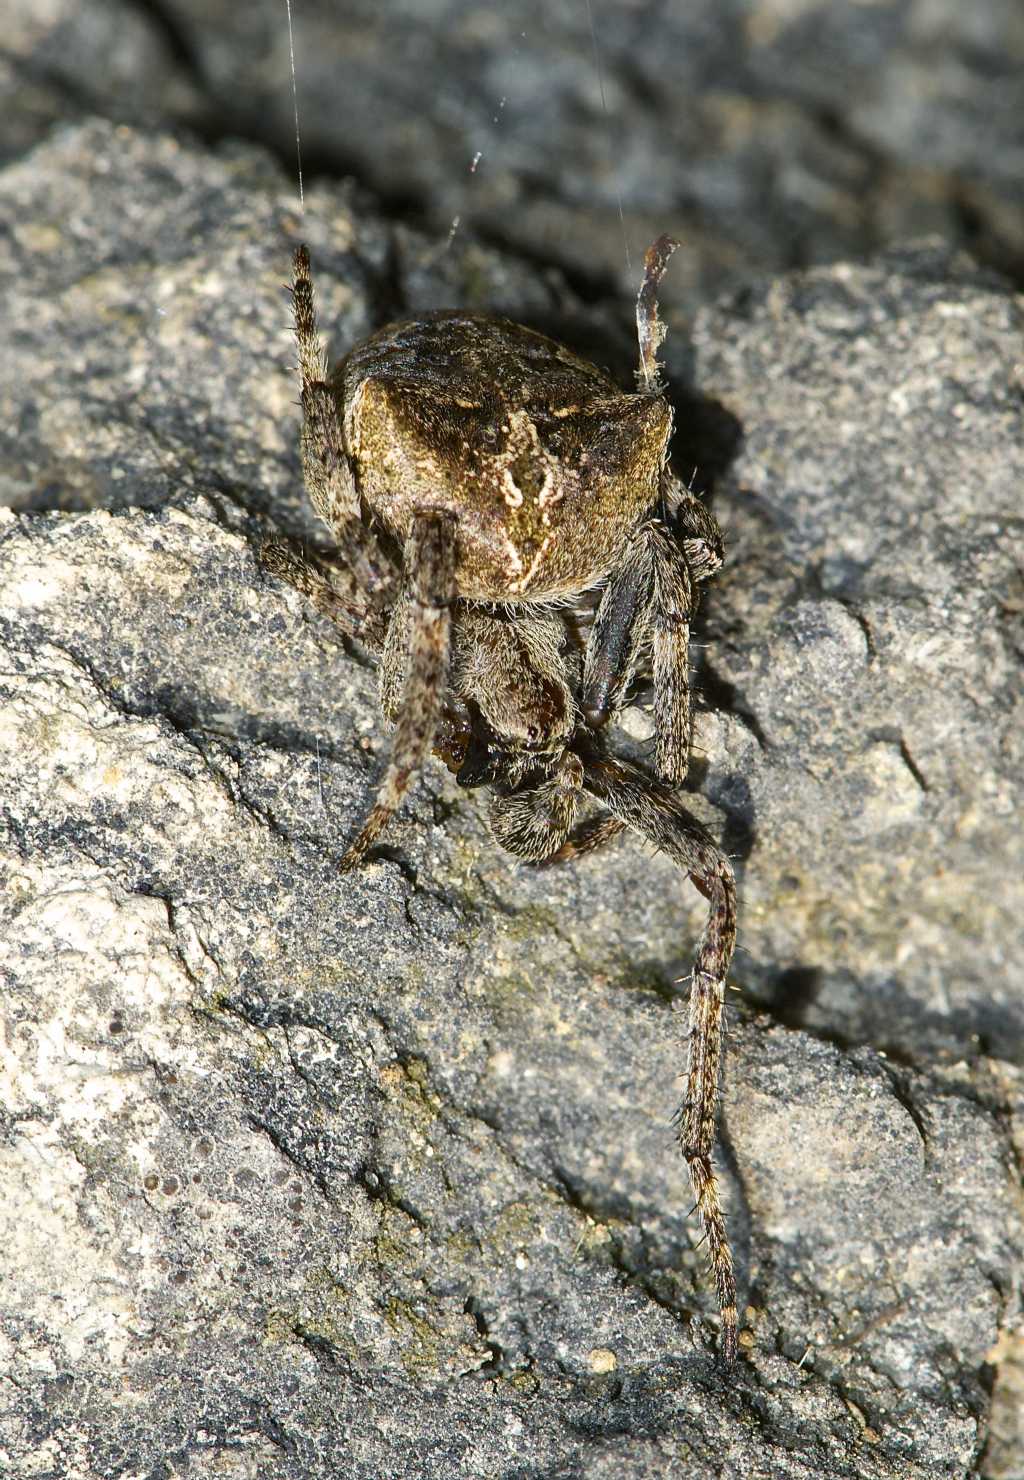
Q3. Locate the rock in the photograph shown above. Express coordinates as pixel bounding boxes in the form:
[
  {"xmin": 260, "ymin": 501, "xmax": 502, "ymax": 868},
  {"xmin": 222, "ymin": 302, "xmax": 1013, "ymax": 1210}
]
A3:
[
  {"xmin": 1, "ymin": 0, "xmax": 206, "ymax": 165},
  {"xmin": 5, "ymin": 0, "xmax": 1023, "ymax": 311},
  {"xmin": 1, "ymin": 122, "xmax": 1022, "ymax": 1479},
  {"xmin": 685, "ymin": 244, "xmax": 1024, "ymax": 1063}
]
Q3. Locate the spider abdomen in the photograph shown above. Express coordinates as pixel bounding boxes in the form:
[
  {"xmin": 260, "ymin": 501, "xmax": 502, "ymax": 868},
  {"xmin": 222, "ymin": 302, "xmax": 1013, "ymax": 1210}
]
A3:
[{"xmin": 337, "ymin": 312, "xmax": 673, "ymax": 601}]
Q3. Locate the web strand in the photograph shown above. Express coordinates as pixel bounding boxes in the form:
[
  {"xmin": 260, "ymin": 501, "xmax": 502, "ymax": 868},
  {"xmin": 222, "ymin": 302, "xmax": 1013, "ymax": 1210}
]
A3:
[
  {"xmin": 284, "ymin": 0, "xmax": 304, "ymax": 210},
  {"xmin": 585, "ymin": 0, "xmax": 631, "ymax": 280}
]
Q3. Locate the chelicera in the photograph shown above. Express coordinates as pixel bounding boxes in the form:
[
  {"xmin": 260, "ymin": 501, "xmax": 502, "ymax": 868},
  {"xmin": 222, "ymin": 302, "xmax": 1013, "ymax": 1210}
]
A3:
[{"xmin": 262, "ymin": 237, "xmax": 739, "ymax": 1358}]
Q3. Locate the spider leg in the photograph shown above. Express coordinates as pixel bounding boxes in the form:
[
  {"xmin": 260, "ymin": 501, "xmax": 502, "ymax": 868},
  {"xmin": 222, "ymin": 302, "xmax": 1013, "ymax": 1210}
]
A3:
[
  {"xmin": 537, "ymin": 811, "xmax": 625, "ymax": 866},
  {"xmin": 488, "ymin": 752, "xmax": 584, "ymax": 863},
  {"xmin": 649, "ymin": 522, "xmax": 697, "ymax": 784},
  {"xmin": 340, "ymin": 509, "xmax": 457, "ymax": 870},
  {"xmin": 292, "ymin": 243, "xmax": 355, "ymax": 527},
  {"xmin": 581, "ymin": 520, "xmax": 696, "ymax": 784},
  {"xmin": 292, "ymin": 246, "xmax": 397, "ymax": 603},
  {"xmin": 578, "ymin": 746, "xmax": 738, "ymax": 1360},
  {"xmin": 580, "ymin": 524, "xmax": 654, "ymax": 727},
  {"xmin": 663, "ymin": 473, "xmax": 725, "ymax": 585},
  {"xmin": 259, "ymin": 535, "xmax": 389, "ymax": 650}
]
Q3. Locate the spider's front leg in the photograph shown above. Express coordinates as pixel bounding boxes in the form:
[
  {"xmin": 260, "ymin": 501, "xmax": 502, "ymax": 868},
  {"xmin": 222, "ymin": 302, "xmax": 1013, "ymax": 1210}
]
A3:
[
  {"xmin": 664, "ymin": 474, "xmax": 725, "ymax": 585},
  {"xmin": 340, "ymin": 509, "xmax": 457, "ymax": 870},
  {"xmin": 579, "ymin": 746, "xmax": 738, "ymax": 1360},
  {"xmin": 262, "ymin": 247, "xmax": 403, "ymax": 642},
  {"xmin": 288, "ymin": 245, "xmax": 400, "ymax": 593},
  {"xmin": 292, "ymin": 249, "xmax": 381, "ymax": 569},
  {"xmin": 581, "ymin": 518, "xmax": 696, "ymax": 785}
]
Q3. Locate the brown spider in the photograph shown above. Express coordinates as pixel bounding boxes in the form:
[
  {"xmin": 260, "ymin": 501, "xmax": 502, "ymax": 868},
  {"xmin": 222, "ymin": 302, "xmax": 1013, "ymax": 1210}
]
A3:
[{"xmin": 262, "ymin": 237, "xmax": 739, "ymax": 1359}]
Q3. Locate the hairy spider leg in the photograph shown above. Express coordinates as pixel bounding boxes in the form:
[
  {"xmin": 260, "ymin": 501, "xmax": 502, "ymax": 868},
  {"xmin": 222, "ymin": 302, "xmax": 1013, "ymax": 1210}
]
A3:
[
  {"xmin": 487, "ymin": 751, "xmax": 585, "ymax": 862},
  {"xmin": 581, "ymin": 520, "xmax": 697, "ymax": 784},
  {"xmin": 581, "ymin": 524, "xmax": 656, "ymax": 725},
  {"xmin": 650, "ymin": 522, "xmax": 697, "ymax": 784},
  {"xmin": 578, "ymin": 747, "xmax": 738, "ymax": 1360},
  {"xmin": 259, "ymin": 536, "xmax": 390, "ymax": 649},
  {"xmin": 538, "ymin": 810, "xmax": 625, "ymax": 866},
  {"xmin": 291, "ymin": 246, "xmax": 397, "ymax": 604},
  {"xmin": 291, "ymin": 245, "xmax": 355, "ymax": 527},
  {"xmin": 339, "ymin": 510, "xmax": 457, "ymax": 870},
  {"xmin": 664, "ymin": 474, "xmax": 725, "ymax": 584}
]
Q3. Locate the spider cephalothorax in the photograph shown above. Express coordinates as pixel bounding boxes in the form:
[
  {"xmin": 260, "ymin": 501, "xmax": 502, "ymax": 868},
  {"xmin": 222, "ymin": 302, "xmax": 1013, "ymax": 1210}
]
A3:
[{"xmin": 262, "ymin": 237, "xmax": 738, "ymax": 1358}]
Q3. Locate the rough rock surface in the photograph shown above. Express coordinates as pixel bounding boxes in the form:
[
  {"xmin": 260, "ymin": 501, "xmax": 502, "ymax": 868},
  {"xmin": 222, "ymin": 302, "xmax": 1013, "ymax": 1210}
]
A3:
[
  {"xmin": 4, "ymin": 0, "xmax": 1023, "ymax": 313},
  {"xmin": 2, "ymin": 122, "xmax": 1023, "ymax": 1479}
]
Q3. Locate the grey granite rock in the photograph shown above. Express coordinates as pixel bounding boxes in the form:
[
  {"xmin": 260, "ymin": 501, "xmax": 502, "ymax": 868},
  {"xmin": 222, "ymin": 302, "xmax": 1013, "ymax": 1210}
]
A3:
[
  {"xmin": 1, "ymin": 0, "xmax": 205, "ymax": 164},
  {"xmin": 681, "ymin": 243, "xmax": 1024, "ymax": 1059},
  {"xmin": 4, "ymin": 0, "xmax": 1023, "ymax": 313},
  {"xmin": 1, "ymin": 122, "xmax": 1022, "ymax": 1479}
]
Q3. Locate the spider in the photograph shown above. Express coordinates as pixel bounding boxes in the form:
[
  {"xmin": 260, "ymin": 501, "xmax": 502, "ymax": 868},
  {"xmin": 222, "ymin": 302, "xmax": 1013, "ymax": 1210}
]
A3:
[{"xmin": 261, "ymin": 237, "xmax": 739, "ymax": 1359}]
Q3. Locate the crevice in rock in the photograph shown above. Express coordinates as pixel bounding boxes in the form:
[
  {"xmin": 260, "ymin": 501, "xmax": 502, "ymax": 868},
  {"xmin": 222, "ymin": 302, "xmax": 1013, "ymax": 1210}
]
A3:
[
  {"xmin": 353, "ymin": 1159, "xmax": 429, "ymax": 1232},
  {"xmin": 463, "ymin": 1296, "xmax": 505, "ymax": 1376},
  {"xmin": 897, "ymin": 736, "xmax": 930, "ymax": 794},
  {"xmin": 246, "ymin": 1111, "xmax": 333, "ymax": 1201}
]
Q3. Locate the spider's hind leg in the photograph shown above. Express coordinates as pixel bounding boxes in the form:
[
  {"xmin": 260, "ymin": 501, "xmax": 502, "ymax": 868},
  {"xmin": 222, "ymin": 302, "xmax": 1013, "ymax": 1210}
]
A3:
[{"xmin": 340, "ymin": 509, "xmax": 457, "ymax": 870}]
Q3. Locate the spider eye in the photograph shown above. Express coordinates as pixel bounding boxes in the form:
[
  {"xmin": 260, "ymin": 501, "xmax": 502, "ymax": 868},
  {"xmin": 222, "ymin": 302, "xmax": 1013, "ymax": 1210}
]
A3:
[{"xmin": 526, "ymin": 726, "xmax": 539, "ymax": 742}]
